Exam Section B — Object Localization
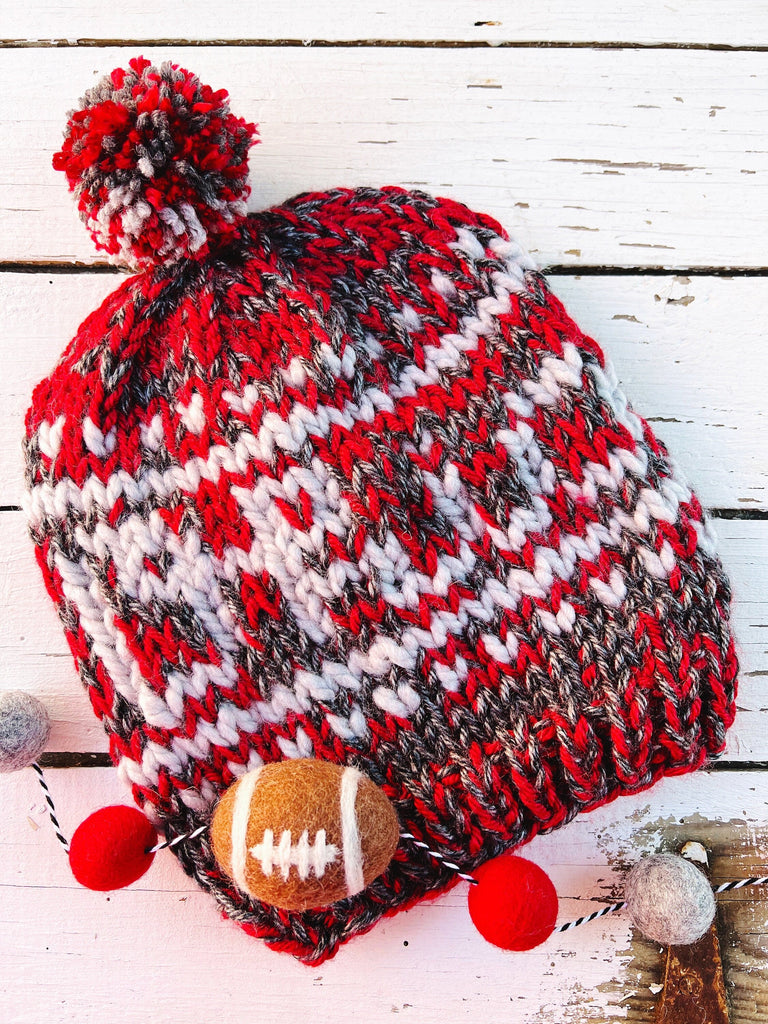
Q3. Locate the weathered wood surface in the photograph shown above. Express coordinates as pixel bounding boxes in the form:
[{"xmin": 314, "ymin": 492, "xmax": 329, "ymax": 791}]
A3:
[
  {"xmin": 1, "ymin": 47, "xmax": 766, "ymax": 269},
  {"xmin": 1, "ymin": 12, "xmax": 767, "ymax": 1024},
  {"xmin": 2, "ymin": 0, "xmax": 767, "ymax": 46},
  {"xmin": 2, "ymin": 767, "xmax": 768, "ymax": 1023}
]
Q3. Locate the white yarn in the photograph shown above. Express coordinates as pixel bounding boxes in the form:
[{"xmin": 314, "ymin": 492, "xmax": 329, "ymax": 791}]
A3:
[
  {"xmin": 340, "ymin": 767, "xmax": 364, "ymax": 896},
  {"xmin": 177, "ymin": 202, "xmax": 207, "ymax": 253},
  {"xmin": 82, "ymin": 417, "xmax": 116, "ymax": 457},
  {"xmin": 231, "ymin": 768, "xmax": 262, "ymax": 896},
  {"xmin": 249, "ymin": 828, "xmax": 340, "ymax": 881},
  {"xmin": 36, "ymin": 414, "xmax": 66, "ymax": 459},
  {"xmin": 178, "ymin": 392, "xmax": 207, "ymax": 435},
  {"xmin": 23, "ymin": 221, "xmax": 701, "ymax": 812}
]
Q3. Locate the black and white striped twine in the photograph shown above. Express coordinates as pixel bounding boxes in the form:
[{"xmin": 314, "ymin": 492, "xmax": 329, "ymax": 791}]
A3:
[
  {"xmin": 399, "ymin": 831, "xmax": 479, "ymax": 884},
  {"xmin": 147, "ymin": 825, "xmax": 208, "ymax": 854},
  {"xmin": 400, "ymin": 832, "xmax": 768, "ymax": 932},
  {"xmin": 29, "ymin": 765, "xmax": 768, "ymax": 932},
  {"xmin": 32, "ymin": 761, "xmax": 69, "ymax": 852},
  {"xmin": 554, "ymin": 900, "xmax": 627, "ymax": 933},
  {"xmin": 714, "ymin": 874, "xmax": 768, "ymax": 894},
  {"xmin": 551, "ymin": 876, "xmax": 768, "ymax": 931}
]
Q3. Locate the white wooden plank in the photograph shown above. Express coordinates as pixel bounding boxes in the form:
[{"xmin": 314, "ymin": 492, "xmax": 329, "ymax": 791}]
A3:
[
  {"xmin": 1, "ymin": 766, "xmax": 768, "ymax": 1023},
  {"xmin": 0, "ymin": 7, "xmax": 765, "ymax": 1021},
  {"xmin": 3, "ymin": 0, "xmax": 767, "ymax": 46},
  {"xmin": 1, "ymin": 47, "xmax": 766, "ymax": 268},
  {"xmin": 2, "ymin": 510, "xmax": 766, "ymax": 760},
  {"xmin": 3, "ymin": 273, "xmax": 766, "ymax": 509},
  {"xmin": 548, "ymin": 275, "xmax": 768, "ymax": 511}
]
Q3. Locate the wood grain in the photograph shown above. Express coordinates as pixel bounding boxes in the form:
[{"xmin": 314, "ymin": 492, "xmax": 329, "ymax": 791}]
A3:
[
  {"xmin": 2, "ymin": 766, "xmax": 768, "ymax": 1023},
  {"xmin": 2, "ymin": 0, "xmax": 767, "ymax": 46},
  {"xmin": 1, "ymin": 47, "xmax": 766, "ymax": 268},
  {"xmin": 0, "ymin": 10, "xmax": 766, "ymax": 1022}
]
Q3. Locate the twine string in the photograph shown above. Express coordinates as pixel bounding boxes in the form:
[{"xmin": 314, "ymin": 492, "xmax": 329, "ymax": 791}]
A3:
[
  {"xmin": 399, "ymin": 831, "xmax": 478, "ymax": 884},
  {"xmin": 714, "ymin": 874, "xmax": 768, "ymax": 894},
  {"xmin": 400, "ymin": 833, "xmax": 768, "ymax": 932},
  {"xmin": 553, "ymin": 876, "xmax": 768, "ymax": 932},
  {"xmin": 32, "ymin": 762, "xmax": 69, "ymax": 853},
  {"xmin": 27, "ymin": 774, "xmax": 768, "ymax": 933},
  {"xmin": 147, "ymin": 824, "xmax": 208, "ymax": 854},
  {"xmin": 555, "ymin": 900, "xmax": 627, "ymax": 932}
]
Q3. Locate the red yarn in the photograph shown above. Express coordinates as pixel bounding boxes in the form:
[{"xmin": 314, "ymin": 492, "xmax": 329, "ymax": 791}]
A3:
[
  {"xmin": 24, "ymin": 168, "xmax": 739, "ymax": 961},
  {"xmin": 69, "ymin": 805, "xmax": 157, "ymax": 890},
  {"xmin": 467, "ymin": 854, "xmax": 558, "ymax": 951},
  {"xmin": 52, "ymin": 57, "xmax": 257, "ymax": 269}
]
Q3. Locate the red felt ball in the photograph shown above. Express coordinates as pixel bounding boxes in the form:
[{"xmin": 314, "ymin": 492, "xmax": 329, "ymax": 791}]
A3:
[
  {"xmin": 467, "ymin": 854, "xmax": 558, "ymax": 951},
  {"xmin": 69, "ymin": 805, "xmax": 157, "ymax": 891}
]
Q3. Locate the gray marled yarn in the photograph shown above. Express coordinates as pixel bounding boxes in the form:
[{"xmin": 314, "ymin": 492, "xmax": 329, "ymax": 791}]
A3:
[
  {"xmin": 626, "ymin": 853, "xmax": 716, "ymax": 945},
  {"xmin": 0, "ymin": 690, "xmax": 51, "ymax": 773},
  {"xmin": 24, "ymin": 180, "xmax": 739, "ymax": 962}
]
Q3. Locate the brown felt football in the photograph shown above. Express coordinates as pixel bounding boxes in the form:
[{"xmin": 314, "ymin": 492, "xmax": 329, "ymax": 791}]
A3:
[{"xmin": 211, "ymin": 760, "xmax": 400, "ymax": 911}]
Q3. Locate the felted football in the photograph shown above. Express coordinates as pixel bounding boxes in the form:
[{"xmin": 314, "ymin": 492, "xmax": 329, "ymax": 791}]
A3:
[
  {"xmin": 24, "ymin": 58, "xmax": 738, "ymax": 963},
  {"xmin": 210, "ymin": 760, "xmax": 400, "ymax": 911}
]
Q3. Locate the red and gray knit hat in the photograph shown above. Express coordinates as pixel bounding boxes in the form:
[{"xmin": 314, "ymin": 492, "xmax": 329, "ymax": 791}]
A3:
[{"xmin": 24, "ymin": 58, "xmax": 737, "ymax": 961}]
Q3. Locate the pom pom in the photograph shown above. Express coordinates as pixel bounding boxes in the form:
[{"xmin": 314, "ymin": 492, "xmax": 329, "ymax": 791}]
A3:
[
  {"xmin": 625, "ymin": 853, "xmax": 716, "ymax": 946},
  {"xmin": 0, "ymin": 690, "xmax": 51, "ymax": 772},
  {"xmin": 53, "ymin": 56, "xmax": 258, "ymax": 270},
  {"xmin": 69, "ymin": 805, "xmax": 157, "ymax": 890},
  {"xmin": 468, "ymin": 854, "xmax": 558, "ymax": 951}
]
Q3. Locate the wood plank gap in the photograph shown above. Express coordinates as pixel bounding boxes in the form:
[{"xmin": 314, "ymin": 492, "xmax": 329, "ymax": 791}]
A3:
[
  {"xmin": 544, "ymin": 265, "xmax": 768, "ymax": 278},
  {"xmin": 1, "ymin": 38, "xmax": 767, "ymax": 51},
  {"xmin": 709, "ymin": 508, "xmax": 768, "ymax": 521},
  {"xmin": 704, "ymin": 760, "xmax": 768, "ymax": 773},
  {"xmin": 3, "ymin": 262, "xmax": 768, "ymax": 278},
  {"xmin": 37, "ymin": 752, "xmax": 112, "ymax": 768},
  {"xmin": 0, "ymin": 263, "xmax": 122, "ymax": 275}
]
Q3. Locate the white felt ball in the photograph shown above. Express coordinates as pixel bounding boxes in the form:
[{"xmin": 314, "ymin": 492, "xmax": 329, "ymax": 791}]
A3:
[
  {"xmin": 0, "ymin": 691, "xmax": 51, "ymax": 773},
  {"xmin": 625, "ymin": 852, "xmax": 716, "ymax": 946}
]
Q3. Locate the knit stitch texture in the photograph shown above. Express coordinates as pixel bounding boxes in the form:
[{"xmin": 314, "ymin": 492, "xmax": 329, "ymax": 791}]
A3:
[{"xmin": 24, "ymin": 183, "xmax": 738, "ymax": 961}]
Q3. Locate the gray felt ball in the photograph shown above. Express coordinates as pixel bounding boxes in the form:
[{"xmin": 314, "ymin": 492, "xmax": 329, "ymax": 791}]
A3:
[
  {"xmin": 0, "ymin": 691, "xmax": 51, "ymax": 773},
  {"xmin": 625, "ymin": 852, "xmax": 716, "ymax": 946}
]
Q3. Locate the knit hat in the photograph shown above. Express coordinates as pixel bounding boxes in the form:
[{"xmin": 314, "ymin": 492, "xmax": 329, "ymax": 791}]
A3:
[{"xmin": 24, "ymin": 58, "xmax": 738, "ymax": 962}]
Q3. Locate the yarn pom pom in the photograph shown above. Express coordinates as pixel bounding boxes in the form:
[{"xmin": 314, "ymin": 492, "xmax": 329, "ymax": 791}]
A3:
[
  {"xmin": 468, "ymin": 854, "xmax": 558, "ymax": 951},
  {"xmin": 0, "ymin": 690, "xmax": 51, "ymax": 773},
  {"xmin": 53, "ymin": 57, "xmax": 257, "ymax": 270},
  {"xmin": 69, "ymin": 805, "xmax": 157, "ymax": 890},
  {"xmin": 625, "ymin": 853, "xmax": 716, "ymax": 946}
]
